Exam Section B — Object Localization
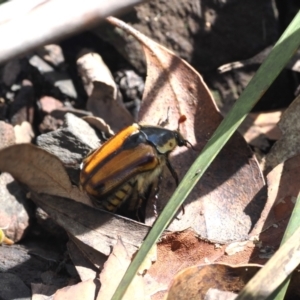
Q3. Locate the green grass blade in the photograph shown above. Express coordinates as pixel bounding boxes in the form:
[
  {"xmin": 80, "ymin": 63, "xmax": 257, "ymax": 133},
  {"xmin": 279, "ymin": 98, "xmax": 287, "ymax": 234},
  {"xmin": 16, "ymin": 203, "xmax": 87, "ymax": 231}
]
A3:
[
  {"xmin": 111, "ymin": 11, "xmax": 300, "ymax": 300},
  {"xmin": 267, "ymin": 191, "xmax": 300, "ymax": 300},
  {"xmin": 236, "ymin": 220, "xmax": 300, "ymax": 300}
]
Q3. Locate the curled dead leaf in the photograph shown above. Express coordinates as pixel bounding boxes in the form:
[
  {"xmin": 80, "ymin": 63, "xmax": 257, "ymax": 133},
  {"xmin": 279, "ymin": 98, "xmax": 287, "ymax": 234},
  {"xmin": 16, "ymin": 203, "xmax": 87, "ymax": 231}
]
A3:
[
  {"xmin": 265, "ymin": 94, "xmax": 300, "ymax": 172},
  {"xmin": 252, "ymin": 154, "xmax": 300, "ymax": 237},
  {"xmin": 0, "ymin": 143, "xmax": 91, "ymax": 205},
  {"xmin": 97, "ymin": 238, "xmax": 145, "ymax": 300},
  {"xmin": 31, "ymin": 193, "xmax": 149, "ymax": 256},
  {"xmin": 166, "ymin": 263, "xmax": 260, "ymax": 300},
  {"xmin": 82, "ymin": 115, "xmax": 114, "ymax": 137},
  {"xmin": 77, "ymin": 51, "xmax": 134, "ymax": 132},
  {"xmin": 107, "ymin": 17, "xmax": 266, "ymax": 244},
  {"xmin": 53, "ymin": 279, "xmax": 96, "ymax": 300},
  {"xmin": 67, "ymin": 237, "xmax": 101, "ymax": 282},
  {"xmin": 146, "ymin": 229, "xmax": 225, "ymax": 297}
]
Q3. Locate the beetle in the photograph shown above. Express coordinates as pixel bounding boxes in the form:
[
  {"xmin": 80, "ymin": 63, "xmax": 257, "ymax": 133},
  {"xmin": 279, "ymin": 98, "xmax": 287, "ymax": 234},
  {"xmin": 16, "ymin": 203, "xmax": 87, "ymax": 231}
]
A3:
[{"xmin": 79, "ymin": 121, "xmax": 191, "ymax": 213}]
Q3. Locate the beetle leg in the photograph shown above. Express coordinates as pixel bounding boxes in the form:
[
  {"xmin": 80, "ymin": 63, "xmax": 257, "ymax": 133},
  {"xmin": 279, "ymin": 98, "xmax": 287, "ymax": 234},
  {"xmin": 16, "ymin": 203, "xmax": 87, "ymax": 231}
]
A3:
[
  {"xmin": 165, "ymin": 158, "xmax": 185, "ymax": 216},
  {"xmin": 135, "ymin": 192, "xmax": 147, "ymax": 221},
  {"xmin": 180, "ymin": 204, "xmax": 185, "ymax": 216},
  {"xmin": 165, "ymin": 157, "xmax": 179, "ymax": 186},
  {"xmin": 151, "ymin": 175, "xmax": 162, "ymax": 217}
]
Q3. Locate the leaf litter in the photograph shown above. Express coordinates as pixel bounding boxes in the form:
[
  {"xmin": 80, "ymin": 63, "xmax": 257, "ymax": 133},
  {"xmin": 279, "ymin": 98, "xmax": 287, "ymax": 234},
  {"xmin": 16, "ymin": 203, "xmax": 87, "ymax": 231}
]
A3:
[
  {"xmin": 2, "ymin": 16, "xmax": 300, "ymax": 300},
  {"xmin": 107, "ymin": 16, "xmax": 266, "ymax": 243}
]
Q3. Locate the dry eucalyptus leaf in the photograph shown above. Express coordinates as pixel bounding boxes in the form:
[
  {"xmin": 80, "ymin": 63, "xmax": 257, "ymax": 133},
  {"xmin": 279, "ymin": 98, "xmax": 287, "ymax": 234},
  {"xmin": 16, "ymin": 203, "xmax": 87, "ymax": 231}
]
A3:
[
  {"xmin": 87, "ymin": 81, "xmax": 134, "ymax": 133},
  {"xmin": 77, "ymin": 51, "xmax": 117, "ymax": 97},
  {"xmin": 237, "ymin": 226, "xmax": 300, "ymax": 300},
  {"xmin": 107, "ymin": 17, "xmax": 266, "ymax": 243},
  {"xmin": 146, "ymin": 229, "xmax": 225, "ymax": 298},
  {"xmin": 77, "ymin": 51, "xmax": 134, "ymax": 132},
  {"xmin": 239, "ymin": 111, "xmax": 282, "ymax": 150},
  {"xmin": 253, "ymin": 155, "xmax": 300, "ymax": 237},
  {"xmin": 67, "ymin": 238, "xmax": 99, "ymax": 282},
  {"xmin": 50, "ymin": 107, "xmax": 92, "ymax": 119},
  {"xmin": 31, "ymin": 193, "xmax": 149, "ymax": 256},
  {"xmin": 265, "ymin": 94, "xmax": 300, "ymax": 172},
  {"xmin": 217, "ymin": 155, "xmax": 300, "ymax": 263},
  {"xmin": 0, "ymin": 144, "xmax": 91, "ymax": 205},
  {"xmin": 69, "ymin": 234, "xmax": 107, "ymax": 269},
  {"xmin": 166, "ymin": 263, "xmax": 260, "ymax": 300},
  {"xmin": 82, "ymin": 115, "xmax": 114, "ymax": 137},
  {"xmin": 216, "ymin": 240, "xmax": 258, "ymax": 266},
  {"xmin": 224, "ymin": 241, "xmax": 249, "ymax": 256},
  {"xmin": 97, "ymin": 239, "xmax": 146, "ymax": 300},
  {"xmin": 52, "ymin": 279, "xmax": 96, "ymax": 300}
]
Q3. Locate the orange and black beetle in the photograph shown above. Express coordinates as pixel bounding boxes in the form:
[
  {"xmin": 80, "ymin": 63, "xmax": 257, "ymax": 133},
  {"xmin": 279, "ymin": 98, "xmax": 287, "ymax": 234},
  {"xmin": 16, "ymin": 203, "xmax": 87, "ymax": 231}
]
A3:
[{"xmin": 80, "ymin": 122, "xmax": 191, "ymax": 212}]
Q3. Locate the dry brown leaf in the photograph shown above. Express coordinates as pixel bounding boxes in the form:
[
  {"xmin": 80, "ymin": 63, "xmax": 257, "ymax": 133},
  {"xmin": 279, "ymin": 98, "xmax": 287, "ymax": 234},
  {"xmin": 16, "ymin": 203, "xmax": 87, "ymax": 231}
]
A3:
[
  {"xmin": 87, "ymin": 82, "xmax": 134, "ymax": 132},
  {"xmin": 217, "ymin": 155, "xmax": 300, "ymax": 267},
  {"xmin": 97, "ymin": 239, "xmax": 145, "ymax": 300},
  {"xmin": 82, "ymin": 115, "xmax": 114, "ymax": 137},
  {"xmin": 265, "ymin": 94, "xmax": 300, "ymax": 172},
  {"xmin": 237, "ymin": 225, "xmax": 300, "ymax": 300},
  {"xmin": 68, "ymin": 235, "xmax": 107, "ymax": 270},
  {"xmin": 67, "ymin": 238, "xmax": 100, "ymax": 282},
  {"xmin": 216, "ymin": 239, "xmax": 259, "ymax": 266},
  {"xmin": 146, "ymin": 229, "xmax": 225, "ymax": 298},
  {"xmin": 53, "ymin": 279, "xmax": 96, "ymax": 300},
  {"xmin": 77, "ymin": 51, "xmax": 117, "ymax": 97},
  {"xmin": 77, "ymin": 51, "xmax": 134, "ymax": 132},
  {"xmin": 253, "ymin": 155, "xmax": 300, "ymax": 236},
  {"xmin": 144, "ymin": 230, "xmax": 268, "ymax": 299},
  {"xmin": 31, "ymin": 193, "xmax": 149, "ymax": 256},
  {"xmin": 0, "ymin": 144, "xmax": 91, "ymax": 205},
  {"xmin": 239, "ymin": 111, "xmax": 282, "ymax": 149},
  {"xmin": 166, "ymin": 263, "xmax": 260, "ymax": 300},
  {"xmin": 108, "ymin": 17, "xmax": 266, "ymax": 243}
]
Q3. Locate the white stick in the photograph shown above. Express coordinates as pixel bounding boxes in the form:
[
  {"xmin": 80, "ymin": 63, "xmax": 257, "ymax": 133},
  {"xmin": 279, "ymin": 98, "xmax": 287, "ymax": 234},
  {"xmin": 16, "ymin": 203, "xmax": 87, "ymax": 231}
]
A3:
[{"xmin": 0, "ymin": 0, "xmax": 147, "ymax": 64}]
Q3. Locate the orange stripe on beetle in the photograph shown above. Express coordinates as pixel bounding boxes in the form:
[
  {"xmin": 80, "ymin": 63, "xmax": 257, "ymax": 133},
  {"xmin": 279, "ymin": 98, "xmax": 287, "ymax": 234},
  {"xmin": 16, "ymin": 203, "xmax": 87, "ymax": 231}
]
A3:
[
  {"xmin": 82, "ymin": 144, "xmax": 159, "ymax": 198},
  {"xmin": 82, "ymin": 123, "xmax": 140, "ymax": 175},
  {"xmin": 80, "ymin": 121, "xmax": 192, "ymax": 212}
]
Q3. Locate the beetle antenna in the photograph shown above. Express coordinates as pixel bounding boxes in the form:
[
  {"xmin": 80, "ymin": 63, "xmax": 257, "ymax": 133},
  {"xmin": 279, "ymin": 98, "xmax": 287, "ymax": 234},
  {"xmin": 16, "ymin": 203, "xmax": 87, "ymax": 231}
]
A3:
[{"xmin": 185, "ymin": 139, "xmax": 196, "ymax": 151}]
